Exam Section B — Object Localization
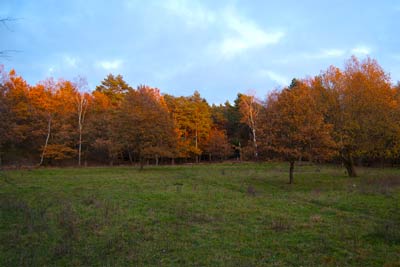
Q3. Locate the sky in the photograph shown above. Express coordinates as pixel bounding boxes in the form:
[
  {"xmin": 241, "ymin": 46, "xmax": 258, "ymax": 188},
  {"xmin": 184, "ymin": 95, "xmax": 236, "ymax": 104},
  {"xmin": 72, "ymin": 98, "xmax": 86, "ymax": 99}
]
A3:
[{"xmin": 1, "ymin": 0, "xmax": 400, "ymax": 104}]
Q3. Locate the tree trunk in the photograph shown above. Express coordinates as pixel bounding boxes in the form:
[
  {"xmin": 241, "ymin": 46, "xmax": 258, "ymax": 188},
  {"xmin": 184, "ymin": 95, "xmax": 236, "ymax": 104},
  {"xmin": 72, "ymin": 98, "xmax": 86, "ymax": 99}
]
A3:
[
  {"xmin": 139, "ymin": 158, "xmax": 144, "ymax": 170},
  {"xmin": 195, "ymin": 120, "xmax": 199, "ymax": 164},
  {"xmin": 342, "ymin": 152, "xmax": 357, "ymax": 177},
  {"xmin": 76, "ymin": 93, "xmax": 88, "ymax": 167},
  {"xmin": 155, "ymin": 155, "xmax": 159, "ymax": 166},
  {"xmin": 252, "ymin": 128, "xmax": 258, "ymax": 160},
  {"xmin": 239, "ymin": 142, "xmax": 242, "ymax": 161},
  {"xmin": 39, "ymin": 116, "xmax": 52, "ymax": 166},
  {"xmin": 78, "ymin": 129, "xmax": 82, "ymax": 167},
  {"xmin": 128, "ymin": 150, "xmax": 133, "ymax": 165},
  {"xmin": 289, "ymin": 161, "xmax": 295, "ymax": 184}
]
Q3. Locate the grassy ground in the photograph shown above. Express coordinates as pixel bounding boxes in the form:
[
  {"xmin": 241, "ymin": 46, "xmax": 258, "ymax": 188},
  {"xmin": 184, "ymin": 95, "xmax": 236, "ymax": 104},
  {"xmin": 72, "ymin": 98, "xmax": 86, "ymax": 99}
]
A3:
[{"xmin": 0, "ymin": 162, "xmax": 399, "ymax": 266}]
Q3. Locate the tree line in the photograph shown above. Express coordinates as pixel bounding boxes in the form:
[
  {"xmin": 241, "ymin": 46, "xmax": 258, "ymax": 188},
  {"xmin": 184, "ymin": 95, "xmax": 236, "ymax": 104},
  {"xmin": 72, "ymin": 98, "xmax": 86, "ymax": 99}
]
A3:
[{"xmin": 1, "ymin": 56, "xmax": 400, "ymax": 181}]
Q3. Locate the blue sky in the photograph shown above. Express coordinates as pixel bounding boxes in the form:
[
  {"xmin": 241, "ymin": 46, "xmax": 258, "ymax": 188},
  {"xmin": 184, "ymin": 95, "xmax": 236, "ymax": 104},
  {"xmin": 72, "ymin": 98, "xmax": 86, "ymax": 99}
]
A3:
[{"xmin": 1, "ymin": 0, "xmax": 400, "ymax": 104}]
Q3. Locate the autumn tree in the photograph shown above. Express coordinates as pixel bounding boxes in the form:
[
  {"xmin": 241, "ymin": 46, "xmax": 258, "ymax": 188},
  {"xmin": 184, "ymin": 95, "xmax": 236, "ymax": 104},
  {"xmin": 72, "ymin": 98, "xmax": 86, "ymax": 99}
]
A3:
[
  {"xmin": 0, "ymin": 83, "xmax": 8, "ymax": 165},
  {"xmin": 209, "ymin": 102, "xmax": 242, "ymax": 160},
  {"xmin": 225, "ymin": 95, "xmax": 258, "ymax": 161},
  {"xmin": 165, "ymin": 91, "xmax": 212, "ymax": 162},
  {"xmin": 316, "ymin": 57, "xmax": 398, "ymax": 176},
  {"xmin": 29, "ymin": 79, "xmax": 57, "ymax": 165},
  {"xmin": 189, "ymin": 91, "xmax": 212, "ymax": 162},
  {"xmin": 87, "ymin": 91, "xmax": 117, "ymax": 164},
  {"xmin": 1, "ymin": 56, "xmax": 399, "ymax": 170},
  {"xmin": 74, "ymin": 77, "xmax": 91, "ymax": 167},
  {"xmin": 39, "ymin": 80, "xmax": 77, "ymax": 164},
  {"xmin": 118, "ymin": 85, "xmax": 176, "ymax": 169},
  {"xmin": 165, "ymin": 95, "xmax": 192, "ymax": 160},
  {"xmin": 238, "ymin": 93, "xmax": 262, "ymax": 160},
  {"xmin": 88, "ymin": 74, "xmax": 131, "ymax": 165},
  {"xmin": 29, "ymin": 78, "xmax": 92, "ymax": 166},
  {"xmin": 0, "ymin": 67, "xmax": 14, "ymax": 165},
  {"xmin": 0, "ymin": 70, "xmax": 79, "ymax": 165},
  {"xmin": 203, "ymin": 128, "xmax": 230, "ymax": 161},
  {"xmin": 261, "ymin": 79, "xmax": 335, "ymax": 183},
  {"xmin": 0, "ymin": 69, "xmax": 33, "ymax": 164}
]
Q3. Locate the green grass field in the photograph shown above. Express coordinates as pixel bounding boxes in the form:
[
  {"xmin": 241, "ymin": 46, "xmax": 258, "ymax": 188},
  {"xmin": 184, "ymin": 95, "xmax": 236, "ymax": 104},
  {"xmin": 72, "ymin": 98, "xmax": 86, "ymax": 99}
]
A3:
[{"xmin": 0, "ymin": 163, "xmax": 399, "ymax": 266}]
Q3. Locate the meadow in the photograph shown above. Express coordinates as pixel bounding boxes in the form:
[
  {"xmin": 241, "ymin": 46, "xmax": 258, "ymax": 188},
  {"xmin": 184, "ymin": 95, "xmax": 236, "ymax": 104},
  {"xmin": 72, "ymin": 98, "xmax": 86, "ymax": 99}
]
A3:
[{"xmin": 0, "ymin": 163, "xmax": 399, "ymax": 266}]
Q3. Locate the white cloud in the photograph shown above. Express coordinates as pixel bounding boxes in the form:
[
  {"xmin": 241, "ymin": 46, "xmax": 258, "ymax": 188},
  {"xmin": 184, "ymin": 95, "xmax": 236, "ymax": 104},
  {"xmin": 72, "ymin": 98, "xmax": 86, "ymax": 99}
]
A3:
[
  {"xmin": 48, "ymin": 66, "xmax": 55, "ymax": 74},
  {"xmin": 302, "ymin": 46, "xmax": 371, "ymax": 60},
  {"xmin": 275, "ymin": 45, "xmax": 372, "ymax": 65},
  {"xmin": 319, "ymin": 49, "xmax": 346, "ymax": 58},
  {"xmin": 351, "ymin": 46, "xmax": 371, "ymax": 56},
  {"xmin": 300, "ymin": 49, "xmax": 345, "ymax": 60},
  {"xmin": 159, "ymin": 2, "xmax": 284, "ymax": 59},
  {"xmin": 258, "ymin": 70, "xmax": 290, "ymax": 86},
  {"xmin": 161, "ymin": 0, "xmax": 215, "ymax": 27},
  {"xmin": 219, "ymin": 8, "xmax": 285, "ymax": 59},
  {"xmin": 63, "ymin": 55, "xmax": 79, "ymax": 68},
  {"xmin": 95, "ymin": 60, "xmax": 123, "ymax": 70}
]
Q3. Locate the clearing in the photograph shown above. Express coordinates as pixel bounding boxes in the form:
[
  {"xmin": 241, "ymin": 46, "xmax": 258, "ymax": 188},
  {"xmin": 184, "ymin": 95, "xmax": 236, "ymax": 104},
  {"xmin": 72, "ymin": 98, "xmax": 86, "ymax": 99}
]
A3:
[{"xmin": 0, "ymin": 163, "xmax": 399, "ymax": 266}]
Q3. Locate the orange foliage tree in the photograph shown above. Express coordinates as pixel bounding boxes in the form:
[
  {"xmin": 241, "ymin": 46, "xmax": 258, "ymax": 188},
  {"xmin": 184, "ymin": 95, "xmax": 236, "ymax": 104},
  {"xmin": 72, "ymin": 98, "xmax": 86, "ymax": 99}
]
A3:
[
  {"xmin": 1, "ymin": 55, "xmax": 400, "ymax": 169},
  {"xmin": 203, "ymin": 128, "xmax": 231, "ymax": 161},
  {"xmin": 118, "ymin": 85, "xmax": 176, "ymax": 168},
  {"xmin": 3, "ymin": 70, "xmax": 31, "ymax": 148},
  {"xmin": 0, "ymin": 68, "xmax": 15, "ymax": 165},
  {"xmin": 88, "ymin": 74, "xmax": 131, "ymax": 165},
  {"xmin": 315, "ymin": 57, "xmax": 399, "ymax": 176},
  {"xmin": 165, "ymin": 91, "xmax": 212, "ymax": 162},
  {"xmin": 29, "ymin": 79, "xmax": 57, "ymax": 165},
  {"xmin": 261, "ymin": 79, "xmax": 336, "ymax": 183}
]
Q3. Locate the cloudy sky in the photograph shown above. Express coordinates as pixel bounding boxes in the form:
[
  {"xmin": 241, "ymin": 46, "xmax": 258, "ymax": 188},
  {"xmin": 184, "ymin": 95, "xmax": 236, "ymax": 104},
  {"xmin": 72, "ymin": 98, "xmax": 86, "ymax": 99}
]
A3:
[{"xmin": 1, "ymin": 0, "xmax": 400, "ymax": 103}]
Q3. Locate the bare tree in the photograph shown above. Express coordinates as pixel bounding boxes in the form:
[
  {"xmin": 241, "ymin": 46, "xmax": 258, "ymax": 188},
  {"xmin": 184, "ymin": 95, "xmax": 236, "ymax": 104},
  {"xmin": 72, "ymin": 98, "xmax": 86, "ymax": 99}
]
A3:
[{"xmin": 0, "ymin": 17, "xmax": 20, "ymax": 59}]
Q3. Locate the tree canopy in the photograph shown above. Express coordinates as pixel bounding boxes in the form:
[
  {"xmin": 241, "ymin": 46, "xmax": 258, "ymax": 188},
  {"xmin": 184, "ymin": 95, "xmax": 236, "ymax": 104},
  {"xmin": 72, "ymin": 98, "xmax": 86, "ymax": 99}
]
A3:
[{"xmin": 1, "ymin": 56, "xmax": 399, "ymax": 177}]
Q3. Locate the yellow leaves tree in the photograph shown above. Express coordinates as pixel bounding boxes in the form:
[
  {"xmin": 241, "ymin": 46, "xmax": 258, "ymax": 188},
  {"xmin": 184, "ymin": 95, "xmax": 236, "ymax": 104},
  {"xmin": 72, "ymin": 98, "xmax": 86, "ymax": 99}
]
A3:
[{"xmin": 165, "ymin": 91, "xmax": 212, "ymax": 162}]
